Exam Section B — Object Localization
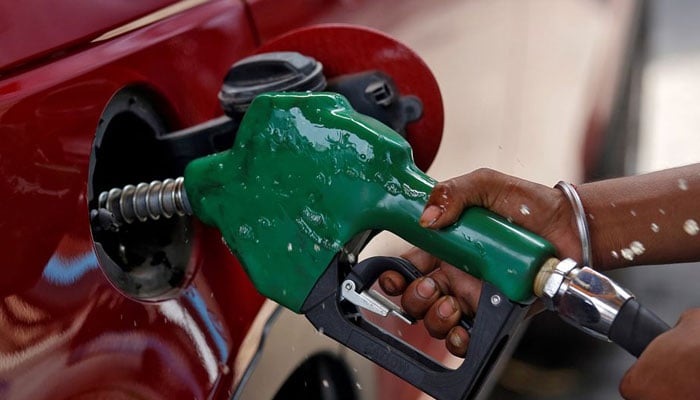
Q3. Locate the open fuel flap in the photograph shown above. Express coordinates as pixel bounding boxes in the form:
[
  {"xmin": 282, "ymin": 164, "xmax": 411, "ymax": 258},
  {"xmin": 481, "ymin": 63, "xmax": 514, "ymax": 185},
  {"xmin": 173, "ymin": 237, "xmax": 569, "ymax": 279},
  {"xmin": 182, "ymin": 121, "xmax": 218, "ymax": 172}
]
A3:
[{"xmin": 87, "ymin": 87, "xmax": 195, "ymax": 301}]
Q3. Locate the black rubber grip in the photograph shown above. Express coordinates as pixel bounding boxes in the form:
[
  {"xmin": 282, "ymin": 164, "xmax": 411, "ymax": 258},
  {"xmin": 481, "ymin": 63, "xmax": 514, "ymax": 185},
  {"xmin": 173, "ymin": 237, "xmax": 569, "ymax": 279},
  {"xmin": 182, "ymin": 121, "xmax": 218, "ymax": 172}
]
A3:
[{"xmin": 608, "ymin": 298, "xmax": 670, "ymax": 358}]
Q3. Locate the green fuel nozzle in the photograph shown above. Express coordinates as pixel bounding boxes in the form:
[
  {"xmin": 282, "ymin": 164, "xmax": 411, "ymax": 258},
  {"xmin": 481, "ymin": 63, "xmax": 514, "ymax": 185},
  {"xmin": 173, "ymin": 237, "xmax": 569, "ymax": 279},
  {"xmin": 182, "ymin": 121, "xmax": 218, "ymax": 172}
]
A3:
[
  {"xmin": 95, "ymin": 92, "xmax": 669, "ymax": 399},
  {"xmin": 98, "ymin": 92, "xmax": 555, "ymax": 312},
  {"xmin": 186, "ymin": 92, "xmax": 555, "ymax": 311}
]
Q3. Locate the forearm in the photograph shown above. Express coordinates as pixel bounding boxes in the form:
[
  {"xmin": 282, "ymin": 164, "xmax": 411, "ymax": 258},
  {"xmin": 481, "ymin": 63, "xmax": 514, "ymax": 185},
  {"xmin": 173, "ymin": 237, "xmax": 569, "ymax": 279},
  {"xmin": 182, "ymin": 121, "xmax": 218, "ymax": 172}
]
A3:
[{"xmin": 576, "ymin": 163, "xmax": 700, "ymax": 270}]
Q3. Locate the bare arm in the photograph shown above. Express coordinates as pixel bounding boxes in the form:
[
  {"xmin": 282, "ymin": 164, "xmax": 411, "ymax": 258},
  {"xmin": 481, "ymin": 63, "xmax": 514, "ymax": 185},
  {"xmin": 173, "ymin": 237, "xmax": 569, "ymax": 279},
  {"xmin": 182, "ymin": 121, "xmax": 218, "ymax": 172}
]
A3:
[{"xmin": 577, "ymin": 163, "xmax": 700, "ymax": 270}]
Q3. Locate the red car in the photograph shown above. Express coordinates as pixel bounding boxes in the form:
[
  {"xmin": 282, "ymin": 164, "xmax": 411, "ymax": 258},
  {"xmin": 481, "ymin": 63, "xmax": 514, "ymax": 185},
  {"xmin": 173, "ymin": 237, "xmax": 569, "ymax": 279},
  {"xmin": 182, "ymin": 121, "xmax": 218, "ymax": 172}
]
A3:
[{"xmin": 0, "ymin": 1, "xmax": 647, "ymax": 399}]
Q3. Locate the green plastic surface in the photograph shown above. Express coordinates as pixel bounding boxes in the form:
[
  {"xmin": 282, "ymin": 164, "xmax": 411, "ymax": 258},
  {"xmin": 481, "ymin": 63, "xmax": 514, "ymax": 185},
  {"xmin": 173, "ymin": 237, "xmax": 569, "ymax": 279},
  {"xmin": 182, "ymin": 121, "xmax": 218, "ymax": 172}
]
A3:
[{"xmin": 184, "ymin": 92, "xmax": 555, "ymax": 312}]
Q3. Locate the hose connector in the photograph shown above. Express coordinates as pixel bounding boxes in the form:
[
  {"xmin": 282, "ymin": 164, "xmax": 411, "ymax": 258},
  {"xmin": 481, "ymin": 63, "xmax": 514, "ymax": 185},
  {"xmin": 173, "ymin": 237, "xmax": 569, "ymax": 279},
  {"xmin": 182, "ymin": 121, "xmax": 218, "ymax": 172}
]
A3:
[
  {"xmin": 97, "ymin": 177, "xmax": 192, "ymax": 226},
  {"xmin": 534, "ymin": 258, "xmax": 634, "ymax": 341}
]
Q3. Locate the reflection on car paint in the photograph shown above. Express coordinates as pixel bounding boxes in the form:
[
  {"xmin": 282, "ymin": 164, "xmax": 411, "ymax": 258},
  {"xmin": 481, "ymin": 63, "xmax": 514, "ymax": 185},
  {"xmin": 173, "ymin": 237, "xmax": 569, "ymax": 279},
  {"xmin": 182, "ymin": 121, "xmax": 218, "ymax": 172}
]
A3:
[
  {"xmin": 159, "ymin": 297, "xmax": 220, "ymax": 384},
  {"xmin": 183, "ymin": 287, "xmax": 230, "ymax": 363},
  {"xmin": 43, "ymin": 249, "xmax": 99, "ymax": 286}
]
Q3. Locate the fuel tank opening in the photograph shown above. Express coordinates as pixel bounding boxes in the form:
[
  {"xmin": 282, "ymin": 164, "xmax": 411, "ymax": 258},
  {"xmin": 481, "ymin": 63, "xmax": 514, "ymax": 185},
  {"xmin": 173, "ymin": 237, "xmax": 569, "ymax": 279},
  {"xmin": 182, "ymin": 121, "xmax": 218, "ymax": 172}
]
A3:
[{"xmin": 87, "ymin": 87, "xmax": 196, "ymax": 301}]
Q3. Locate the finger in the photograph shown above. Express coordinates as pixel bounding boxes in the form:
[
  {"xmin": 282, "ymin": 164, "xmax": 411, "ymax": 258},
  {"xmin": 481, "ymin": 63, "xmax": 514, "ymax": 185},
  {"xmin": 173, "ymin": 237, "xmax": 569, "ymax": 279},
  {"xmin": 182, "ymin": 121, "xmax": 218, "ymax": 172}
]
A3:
[
  {"xmin": 400, "ymin": 247, "xmax": 440, "ymax": 274},
  {"xmin": 423, "ymin": 295, "xmax": 462, "ymax": 339},
  {"xmin": 420, "ymin": 169, "xmax": 502, "ymax": 229},
  {"xmin": 378, "ymin": 270, "xmax": 406, "ymax": 296},
  {"xmin": 378, "ymin": 248, "xmax": 440, "ymax": 296},
  {"xmin": 446, "ymin": 326, "xmax": 469, "ymax": 357},
  {"xmin": 418, "ymin": 181, "xmax": 462, "ymax": 229},
  {"xmin": 428, "ymin": 264, "xmax": 482, "ymax": 317},
  {"xmin": 619, "ymin": 364, "xmax": 640, "ymax": 400},
  {"xmin": 402, "ymin": 276, "xmax": 441, "ymax": 318}
]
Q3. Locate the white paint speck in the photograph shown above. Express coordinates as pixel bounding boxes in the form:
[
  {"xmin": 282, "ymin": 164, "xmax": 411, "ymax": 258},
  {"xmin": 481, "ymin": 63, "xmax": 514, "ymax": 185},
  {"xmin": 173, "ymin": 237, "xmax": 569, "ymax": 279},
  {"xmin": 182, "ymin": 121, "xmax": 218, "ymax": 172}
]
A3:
[
  {"xmin": 355, "ymin": 383, "xmax": 363, "ymax": 390},
  {"xmin": 651, "ymin": 223, "xmax": 660, "ymax": 233},
  {"xmin": 621, "ymin": 248, "xmax": 634, "ymax": 261},
  {"xmin": 659, "ymin": 209, "xmax": 666, "ymax": 215},
  {"xmin": 678, "ymin": 178, "xmax": 689, "ymax": 191},
  {"xmin": 287, "ymin": 242, "xmax": 293, "ymax": 251},
  {"xmin": 322, "ymin": 380, "xmax": 329, "ymax": 388},
  {"xmin": 519, "ymin": 204, "xmax": 530, "ymax": 216},
  {"xmin": 588, "ymin": 213, "xmax": 595, "ymax": 220},
  {"xmin": 219, "ymin": 363, "xmax": 230, "ymax": 375},
  {"xmin": 684, "ymin": 219, "xmax": 699, "ymax": 236},
  {"xmin": 610, "ymin": 202, "xmax": 617, "ymax": 208},
  {"xmin": 630, "ymin": 241, "xmax": 645, "ymax": 256},
  {"xmin": 611, "ymin": 250, "xmax": 619, "ymax": 259},
  {"xmin": 630, "ymin": 210, "xmax": 637, "ymax": 217}
]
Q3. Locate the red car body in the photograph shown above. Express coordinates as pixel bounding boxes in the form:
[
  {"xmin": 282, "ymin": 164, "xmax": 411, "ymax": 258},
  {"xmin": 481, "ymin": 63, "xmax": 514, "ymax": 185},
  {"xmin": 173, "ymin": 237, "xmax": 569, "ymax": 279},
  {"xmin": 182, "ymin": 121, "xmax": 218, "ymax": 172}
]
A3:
[
  {"xmin": 1, "ymin": 1, "xmax": 265, "ymax": 398},
  {"xmin": 0, "ymin": 0, "xmax": 645, "ymax": 399}
]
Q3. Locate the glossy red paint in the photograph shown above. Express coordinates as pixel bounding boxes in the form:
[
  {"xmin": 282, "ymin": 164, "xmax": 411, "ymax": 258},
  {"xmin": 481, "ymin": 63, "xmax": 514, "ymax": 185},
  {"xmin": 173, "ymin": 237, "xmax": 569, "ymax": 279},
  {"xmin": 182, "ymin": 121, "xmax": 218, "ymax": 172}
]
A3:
[
  {"xmin": 0, "ymin": 1, "xmax": 265, "ymax": 398},
  {"xmin": 256, "ymin": 24, "xmax": 444, "ymax": 172},
  {"xmin": 244, "ymin": 0, "xmax": 341, "ymax": 43},
  {"xmin": 0, "ymin": 0, "xmax": 177, "ymax": 72},
  {"xmin": 0, "ymin": 0, "xmax": 447, "ymax": 396}
]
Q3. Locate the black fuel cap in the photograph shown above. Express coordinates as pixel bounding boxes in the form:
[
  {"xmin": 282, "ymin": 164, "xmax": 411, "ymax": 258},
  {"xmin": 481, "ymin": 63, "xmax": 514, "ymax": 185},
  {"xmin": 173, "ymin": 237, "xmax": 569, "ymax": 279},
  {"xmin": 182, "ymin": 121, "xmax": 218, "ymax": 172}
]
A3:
[{"xmin": 219, "ymin": 51, "xmax": 326, "ymax": 117}]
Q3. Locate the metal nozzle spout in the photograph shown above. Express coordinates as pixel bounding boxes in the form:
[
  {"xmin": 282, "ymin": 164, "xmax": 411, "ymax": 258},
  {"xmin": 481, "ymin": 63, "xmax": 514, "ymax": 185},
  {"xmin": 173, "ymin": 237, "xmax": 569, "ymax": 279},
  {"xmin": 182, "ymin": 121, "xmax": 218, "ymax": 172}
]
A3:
[{"xmin": 96, "ymin": 177, "xmax": 192, "ymax": 226}]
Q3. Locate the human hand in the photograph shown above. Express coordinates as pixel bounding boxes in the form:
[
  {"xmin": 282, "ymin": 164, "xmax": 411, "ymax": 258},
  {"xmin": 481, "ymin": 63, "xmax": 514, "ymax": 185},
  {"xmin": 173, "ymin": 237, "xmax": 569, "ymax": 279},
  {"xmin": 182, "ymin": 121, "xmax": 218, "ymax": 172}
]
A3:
[
  {"xmin": 380, "ymin": 168, "xmax": 579, "ymax": 356},
  {"xmin": 619, "ymin": 308, "xmax": 700, "ymax": 399},
  {"xmin": 380, "ymin": 246, "xmax": 482, "ymax": 356},
  {"xmin": 417, "ymin": 168, "xmax": 581, "ymax": 260}
]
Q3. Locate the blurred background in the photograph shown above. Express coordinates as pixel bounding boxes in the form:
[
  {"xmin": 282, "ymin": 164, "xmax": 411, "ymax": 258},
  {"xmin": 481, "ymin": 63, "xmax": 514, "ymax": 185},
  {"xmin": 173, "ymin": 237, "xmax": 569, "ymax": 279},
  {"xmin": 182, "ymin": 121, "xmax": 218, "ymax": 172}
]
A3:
[{"xmin": 335, "ymin": 0, "xmax": 700, "ymax": 398}]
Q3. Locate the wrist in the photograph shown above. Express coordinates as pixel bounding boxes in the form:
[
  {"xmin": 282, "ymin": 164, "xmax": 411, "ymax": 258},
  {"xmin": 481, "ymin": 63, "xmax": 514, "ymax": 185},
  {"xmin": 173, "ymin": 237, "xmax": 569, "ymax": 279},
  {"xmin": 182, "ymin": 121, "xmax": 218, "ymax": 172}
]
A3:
[{"xmin": 555, "ymin": 181, "xmax": 593, "ymax": 268}]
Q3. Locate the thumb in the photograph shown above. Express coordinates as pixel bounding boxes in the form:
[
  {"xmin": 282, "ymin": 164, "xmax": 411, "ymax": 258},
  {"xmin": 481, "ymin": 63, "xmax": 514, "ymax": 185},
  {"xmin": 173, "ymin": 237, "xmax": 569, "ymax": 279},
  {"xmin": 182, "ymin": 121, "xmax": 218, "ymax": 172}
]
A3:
[
  {"xmin": 619, "ymin": 363, "xmax": 640, "ymax": 400},
  {"xmin": 419, "ymin": 169, "xmax": 505, "ymax": 229}
]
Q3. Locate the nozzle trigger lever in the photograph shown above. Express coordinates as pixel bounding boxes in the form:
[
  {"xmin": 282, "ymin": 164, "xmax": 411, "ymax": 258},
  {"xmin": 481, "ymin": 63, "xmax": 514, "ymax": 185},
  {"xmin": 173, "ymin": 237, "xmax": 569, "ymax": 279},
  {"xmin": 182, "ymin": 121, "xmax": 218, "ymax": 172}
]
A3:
[{"xmin": 340, "ymin": 279, "xmax": 415, "ymax": 325}]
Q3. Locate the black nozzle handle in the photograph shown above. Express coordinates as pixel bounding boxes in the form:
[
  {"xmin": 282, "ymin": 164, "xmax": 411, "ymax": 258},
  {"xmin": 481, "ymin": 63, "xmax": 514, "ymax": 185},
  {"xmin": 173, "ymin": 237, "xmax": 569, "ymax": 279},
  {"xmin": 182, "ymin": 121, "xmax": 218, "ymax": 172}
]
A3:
[
  {"xmin": 347, "ymin": 256, "xmax": 421, "ymax": 292},
  {"xmin": 609, "ymin": 298, "xmax": 670, "ymax": 358},
  {"xmin": 302, "ymin": 257, "xmax": 529, "ymax": 400}
]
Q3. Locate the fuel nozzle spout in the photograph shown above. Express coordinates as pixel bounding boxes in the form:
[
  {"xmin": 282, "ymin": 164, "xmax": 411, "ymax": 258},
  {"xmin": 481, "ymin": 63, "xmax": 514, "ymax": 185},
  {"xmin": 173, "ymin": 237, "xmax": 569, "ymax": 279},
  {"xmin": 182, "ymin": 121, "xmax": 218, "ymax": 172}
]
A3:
[
  {"xmin": 93, "ymin": 177, "xmax": 192, "ymax": 228},
  {"xmin": 533, "ymin": 258, "xmax": 669, "ymax": 357}
]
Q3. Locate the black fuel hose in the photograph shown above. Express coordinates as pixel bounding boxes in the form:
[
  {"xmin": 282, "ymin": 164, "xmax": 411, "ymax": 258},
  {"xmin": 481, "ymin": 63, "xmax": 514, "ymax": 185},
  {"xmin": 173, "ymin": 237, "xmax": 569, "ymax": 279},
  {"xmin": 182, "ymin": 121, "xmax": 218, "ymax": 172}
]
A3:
[{"xmin": 608, "ymin": 298, "xmax": 671, "ymax": 357}]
